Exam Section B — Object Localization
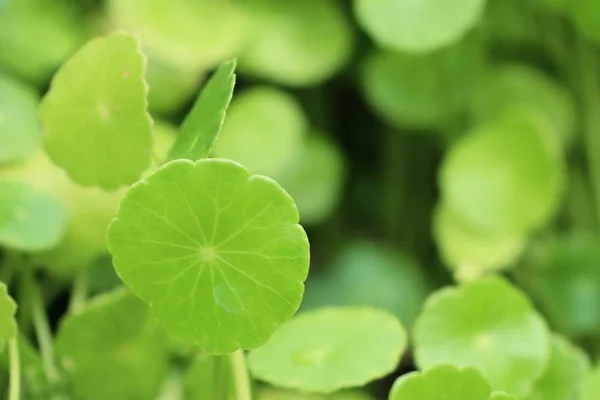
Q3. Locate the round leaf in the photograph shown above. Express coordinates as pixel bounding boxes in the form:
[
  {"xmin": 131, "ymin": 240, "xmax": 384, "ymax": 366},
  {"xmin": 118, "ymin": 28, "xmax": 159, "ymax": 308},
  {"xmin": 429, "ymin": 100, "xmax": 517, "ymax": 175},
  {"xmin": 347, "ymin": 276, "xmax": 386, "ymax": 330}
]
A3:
[
  {"xmin": 389, "ymin": 365, "xmax": 491, "ymax": 400},
  {"xmin": 239, "ymin": 0, "xmax": 353, "ymax": 86},
  {"xmin": 40, "ymin": 32, "xmax": 153, "ymax": 191},
  {"xmin": 0, "ymin": 74, "xmax": 40, "ymax": 164},
  {"xmin": 440, "ymin": 107, "xmax": 565, "ymax": 235},
  {"xmin": 275, "ymin": 134, "xmax": 345, "ymax": 225},
  {"xmin": 0, "ymin": 282, "xmax": 17, "ymax": 342},
  {"xmin": 107, "ymin": 158, "xmax": 310, "ymax": 353},
  {"xmin": 354, "ymin": 0, "xmax": 486, "ymax": 53},
  {"xmin": 526, "ymin": 335, "xmax": 590, "ymax": 400},
  {"xmin": 0, "ymin": 179, "xmax": 67, "ymax": 251},
  {"xmin": 433, "ymin": 203, "xmax": 525, "ymax": 280},
  {"xmin": 248, "ymin": 307, "xmax": 406, "ymax": 393},
  {"xmin": 108, "ymin": 0, "xmax": 246, "ymax": 70},
  {"xmin": 55, "ymin": 289, "xmax": 169, "ymax": 400},
  {"xmin": 414, "ymin": 276, "xmax": 550, "ymax": 397},
  {"xmin": 214, "ymin": 87, "xmax": 307, "ymax": 177}
]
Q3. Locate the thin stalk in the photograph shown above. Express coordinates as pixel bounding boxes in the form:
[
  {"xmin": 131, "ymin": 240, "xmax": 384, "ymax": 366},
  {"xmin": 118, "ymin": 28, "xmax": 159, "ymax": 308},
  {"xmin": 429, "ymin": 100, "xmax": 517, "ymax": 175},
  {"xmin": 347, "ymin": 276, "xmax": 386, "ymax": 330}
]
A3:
[
  {"xmin": 26, "ymin": 272, "xmax": 61, "ymax": 385},
  {"xmin": 68, "ymin": 269, "xmax": 89, "ymax": 313},
  {"xmin": 8, "ymin": 337, "xmax": 20, "ymax": 400},
  {"xmin": 213, "ymin": 355, "xmax": 228, "ymax": 400},
  {"xmin": 229, "ymin": 350, "xmax": 252, "ymax": 400}
]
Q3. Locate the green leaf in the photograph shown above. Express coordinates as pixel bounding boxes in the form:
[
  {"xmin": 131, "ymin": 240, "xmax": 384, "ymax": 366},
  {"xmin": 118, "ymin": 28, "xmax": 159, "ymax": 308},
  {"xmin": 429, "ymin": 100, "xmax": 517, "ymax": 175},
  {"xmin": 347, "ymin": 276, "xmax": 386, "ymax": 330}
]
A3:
[
  {"xmin": 167, "ymin": 60, "xmax": 237, "ymax": 162},
  {"xmin": 0, "ymin": 282, "xmax": 17, "ymax": 342},
  {"xmin": 107, "ymin": 158, "xmax": 310, "ymax": 353},
  {"xmin": 388, "ymin": 365, "xmax": 491, "ymax": 400},
  {"xmin": 40, "ymin": 32, "xmax": 153, "ymax": 191},
  {"xmin": 275, "ymin": 134, "xmax": 345, "ymax": 225},
  {"xmin": 471, "ymin": 63, "xmax": 577, "ymax": 149},
  {"xmin": 108, "ymin": 0, "xmax": 246, "ymax": 70},
  {"xmin": 440, "ymin": 106, "xmax": 565, "ymax": 236},
  {"xmin": 214, "ymin": 87, "xmax": 307, "ymax": 177},
  {"xmin": 515, "ymin": 233, "xmax": 600, "ymax": 337},
  {"xmin": 490, "ymin": 393, "xmax": 516, "ymax": 400},
  {"xmin": 55, "ymin": 289, "xmax": 169, "ymax": 400},
  {"xmin": 361, "ymin": 41, "xmax": 482, "ymax": 128},
  {"xmin": 581, "ymin": 365, "xmax": 600, "ymax": 400},
  {"xmin": 413, "ymin": 276, "xmax": 550, "ymax": 397},
  {"xmin": 0, "ymin": 179, "xmax": 67, "ymax": 251},
  {"xmin": 248, "ymin": 307, "xmax": 406, "ymax": 393},
  {"xmin": 567, "ymin": 0, "xmax": 600, "ymax": 43},
  {"xmin": 354, "ymin": 0, "xmax": 486, "ymax": 53},
  {"xmin": 526, "ymin": 335, "xmax": 590, "ymax": 400},
  {"xmin": 302, "ymin": 241, "xmax": 432, "ymax": 327},
  {"xmin": 183, "ymin": 355, "xmax": 224, "ymax": 400},
  {"xmin": 0, "ymin": 74, "xmax": 41, "ymax": 164},
  {"xmin": 238, "ymin": 0, "xmax": 353, "ymax": 86},
  {"xmin": 433, "ymin": 203, "xmax": 525, "ymax": 280}
]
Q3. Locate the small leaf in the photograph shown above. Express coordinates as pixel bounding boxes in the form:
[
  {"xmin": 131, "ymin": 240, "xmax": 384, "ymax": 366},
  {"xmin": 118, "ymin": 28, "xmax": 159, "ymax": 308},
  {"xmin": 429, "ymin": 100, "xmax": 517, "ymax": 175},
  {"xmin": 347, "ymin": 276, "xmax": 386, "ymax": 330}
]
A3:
[
  {"xmin": 55, "ymin": 289, "xmax": 169, "ymax": 400},
  {"xmin": 40, "ymin": 32, "xmax": 153, "ymax": 191},
  {"xmin": 248, "ymin": 307, "xmax": 406, "ymax": 393},
  {"xmin": 167, "ymin": 60, "xmax": 236, "ymax": 162},
  {"xmin": 213, "ymin": 86, "xmax": 307, "ymax": 177},
  {"xmin": 414, "ymin": 276, "xmax": 550, "ymax": 397},
  {"xmin": 354, "ymin": 0, "xmax": 486, "ymax": 53},
  {"xmin": 107, "ymin": 158, "xmax": 310, "ymax": 353},
  {"xmin": 526, "ymin": 335, "xmax": 590, "ymax": 400},
  {"xmin": 0, "ymin": 282, "xmax": 17, "ymax": 342},
  {"xmin": 0, "ymin": 179, "xmax": 67, "ymax": 251},
  {"xmin": 388, "ymin": 365, "xmax": 491, "ymax": 400},
  {"xmin": 239, "ymin": 0, "xmax": 353, "ymax": 86},
  {"xmin": 0, "ymin": 74, "xmax": 40, "ymax": 164}
]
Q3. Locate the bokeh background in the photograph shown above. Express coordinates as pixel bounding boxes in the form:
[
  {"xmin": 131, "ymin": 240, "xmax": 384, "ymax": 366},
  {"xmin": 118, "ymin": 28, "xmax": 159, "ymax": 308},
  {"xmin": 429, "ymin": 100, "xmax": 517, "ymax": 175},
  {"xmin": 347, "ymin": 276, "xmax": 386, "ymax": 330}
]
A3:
[{"xmin": 2, "ymin": 0, "xmax": 600, "ymax": 399}]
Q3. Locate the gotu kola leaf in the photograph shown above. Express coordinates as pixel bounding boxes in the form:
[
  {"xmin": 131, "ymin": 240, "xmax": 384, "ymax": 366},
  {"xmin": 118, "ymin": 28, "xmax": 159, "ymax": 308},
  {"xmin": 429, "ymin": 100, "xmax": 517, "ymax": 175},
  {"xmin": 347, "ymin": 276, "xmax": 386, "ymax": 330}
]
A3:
[
  {"xmin": 167, "ymin": 59, "xmax": 236, "ymax": 162},
  {"xmin": 107, "ymin": 158, "xmax": 310, "ymax": 354},
  {"xmin": 55, "ymin": 289, "xmax": 168, "ymax": 400},
  {"xmin": 0, "ymin": 282, "xmax": 17, "ymax": 343},
  {"xmin": 354, "ymin": 0, "xmax": 486, "ymax": 53},
  {"xmin": 389, "ymin": 365, "xmax": 492, "ymax": 400},
  {"xmin": 40, "ymin": 32, "xmax": 153, "ymax": 191},
  {"xmin": 413, "ymin": 276, "xmax": 550, "ymax": 398},
  {"xmin": 248, "ymin": 307, "xmax": 406, "ymax": 393}
]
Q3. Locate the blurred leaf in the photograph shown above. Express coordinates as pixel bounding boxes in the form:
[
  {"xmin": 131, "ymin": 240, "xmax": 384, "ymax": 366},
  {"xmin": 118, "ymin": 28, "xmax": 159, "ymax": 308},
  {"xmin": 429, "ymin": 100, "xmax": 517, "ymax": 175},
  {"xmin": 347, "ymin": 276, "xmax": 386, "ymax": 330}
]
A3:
[
  {"xmin": 361, "ymin": 39, "xmax": 482, "ymax": 129},
  {"xmin": 471, "ymin": 63, "xmax": 577, "ymax": 149},
  {"xmin": 484, "ymin": 0, "xmax": 537, "ymax": 44},
  {"xmin": 567, "ymin": 0, "xmax": 600, "ymax": 43},
  {"xmin": 248, "ymin": 307, "xmax": 406, "ymax": 393},
  {"xmin": 275, "ymin": 134, "xmax": 345, "ymax": 225},
  {"xmin": 258, "ymin": 388, "xmax": 374, "ymax": 400},
  {"xmin": 389, "ymin": 365, "xmax": 491, "ymax": 400},
  {"xmin": 0, "ymin": 179, "xmax": 67, "ymax": 251},
  {"xmin": 433, "ymin": 203, "xmax": 525, "ymax": 280},
  {"xmin": 108, "ymin": 0, "xmax": 246, "ymax": 70},
  {"xmin": 239, "ymin": 0, "xmax": 353, "ymax": 86},
  {"xmin": 107, "ymin": 159, "xmax": 310, "ymax": 353},
  {"xmin": 490, "ymin": 393, "xmax": 516, "ymax": 400},
  {"xmin": 440, "ymin": 107, "xmax": 565, "ymax": 235},
  {"xmin": 302, "ymin": 241, "xmax": 431, "ymax": 327},
  {"xmin": 214, "ymin": 87, "xmax": 307, "ymax": 176},
  {"xmin": 55, "ymin": 289, "xmax": 169, "ymax": 400},
  {"xmin": 354, "ymin": 0, "xmax": 486, "ymax": 53},
  {"xmin": 168, "ymin": 60, "xmax": 236, "ymax": 162},
  {"xmin": 581, "ymin": 365, "xmax": 600, "ymax": 400},
  {"xmin": 40, "ymin": 32, "xmax": 153, "ymax": 191},
  {"xmin": 184, "ymin": 355, "xmax": 233, "ymax": 400},
  {"xmin": 0, "ymin": 74, "xmax": 40, "ymax": 164},
  {"xmin": 414, "ymin": 276, "xmax": 550, "ymax": 397},
  {"xmin": 515, "ymin": 233, "xmax": 600, "ymax": 337},
  {"xmin": 526, "ymin": 335, "xmax": 590, "ymax": 400}
]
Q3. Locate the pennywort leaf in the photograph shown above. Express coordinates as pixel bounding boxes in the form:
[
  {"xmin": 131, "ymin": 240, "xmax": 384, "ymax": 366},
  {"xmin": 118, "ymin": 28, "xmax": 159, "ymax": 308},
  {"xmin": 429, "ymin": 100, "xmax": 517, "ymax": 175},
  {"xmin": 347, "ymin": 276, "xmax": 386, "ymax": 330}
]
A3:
[
  {"xmin": 107, "ymin": 158, "xmax": 310, "ymax": 353},
  {"xmin": 248, "ymin": 307, "xmax": 406, "ymax": 393},
  {"xmin": 167, "ymin": 60, "xmax": 236, "ymax": 162},
  {"xmin": 414, "ymin": 276, "xmax": 550, "ymax": 397},
  {"xmin": 388, "ymin": 365, "xmax": 491, "ymax": 400},
  {"xmin": 40, "ymin": 32, "xmax": 153, "ymax": 191}
]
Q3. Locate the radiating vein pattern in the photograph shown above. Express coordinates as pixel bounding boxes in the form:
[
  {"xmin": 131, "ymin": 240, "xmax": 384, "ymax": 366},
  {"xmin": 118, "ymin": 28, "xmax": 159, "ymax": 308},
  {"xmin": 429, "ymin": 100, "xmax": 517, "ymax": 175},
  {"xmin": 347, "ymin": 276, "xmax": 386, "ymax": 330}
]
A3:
[{"xmin": 107, "ymin": 158, "xmax": 310, "ymax": 353}]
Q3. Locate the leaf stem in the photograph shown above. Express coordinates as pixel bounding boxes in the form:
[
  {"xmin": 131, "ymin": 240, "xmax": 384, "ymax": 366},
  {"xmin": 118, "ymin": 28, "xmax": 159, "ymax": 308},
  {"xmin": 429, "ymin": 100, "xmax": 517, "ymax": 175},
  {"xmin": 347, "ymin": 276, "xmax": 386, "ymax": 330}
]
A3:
[
  {"xmin": 213, "ymin": 355, "xmax": 228, "ymax": 400},
  {"xmin": 8, "ymin": 337, "xmax": 20, "ymax": 400},
  {"xmin": 26, "ymin": 272, "xmax": 61, "ymax": 385},
  {"xmin": 229, "ymin": 350, "xmax": 252, "ymax": 400},
  {"xmin": 68, "ymin": 269, "xmax": 89, "ymax": 313}
]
